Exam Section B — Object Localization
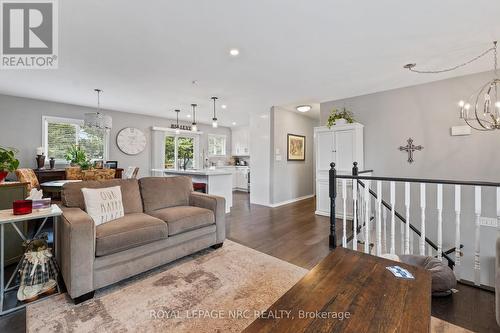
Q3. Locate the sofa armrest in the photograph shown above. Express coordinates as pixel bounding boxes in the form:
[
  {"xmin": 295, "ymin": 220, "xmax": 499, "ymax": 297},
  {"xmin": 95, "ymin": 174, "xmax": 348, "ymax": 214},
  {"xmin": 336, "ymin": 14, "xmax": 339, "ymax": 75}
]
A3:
[
  {"xmin": 190, "ymin": 192, "xmax": 226, "ymax": 243},
  {"xmin": 58, "ymin": 206, "xmax": 95, "ymax": 299}
]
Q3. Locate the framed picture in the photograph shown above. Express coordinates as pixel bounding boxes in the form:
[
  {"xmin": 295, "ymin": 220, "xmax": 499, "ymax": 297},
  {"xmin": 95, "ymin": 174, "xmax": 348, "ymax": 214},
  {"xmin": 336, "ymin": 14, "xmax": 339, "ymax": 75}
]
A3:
[
  {"xmin": 105, "ymin": 160, "xmax": 118, "ymax": 169},
  {"xmin": 93, "ymin": 160, "xmax": 104, "ymax": 169},
  {"xmin": 287, "ymin": 134, "xmax": 306, "ymax": 161}
]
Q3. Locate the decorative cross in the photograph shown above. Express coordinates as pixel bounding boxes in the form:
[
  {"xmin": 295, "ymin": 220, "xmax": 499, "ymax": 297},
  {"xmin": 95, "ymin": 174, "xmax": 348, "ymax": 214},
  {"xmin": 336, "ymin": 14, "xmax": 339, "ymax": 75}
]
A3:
[{"xmin": 399, "ymin": 138, "xmax": 423, "ymax": 164}]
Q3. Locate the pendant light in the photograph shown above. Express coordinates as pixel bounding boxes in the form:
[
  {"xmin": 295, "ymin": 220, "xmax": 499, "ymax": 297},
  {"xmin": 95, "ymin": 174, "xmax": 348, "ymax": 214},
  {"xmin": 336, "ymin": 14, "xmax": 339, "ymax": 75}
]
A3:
[
  {"xmin": 84, "ymin": 89, "xmax": 112, "ymax": 130},
  {"xmin": 174, "ymin": 109, "xmax": 181, "ymax": 134},
  {"xmin": 211, "ymin": 96, "xmax": 218, "ymax": 128},
  {"xmin": 191, "ymin": 104, "xmax": 198, "ymax": 132}
]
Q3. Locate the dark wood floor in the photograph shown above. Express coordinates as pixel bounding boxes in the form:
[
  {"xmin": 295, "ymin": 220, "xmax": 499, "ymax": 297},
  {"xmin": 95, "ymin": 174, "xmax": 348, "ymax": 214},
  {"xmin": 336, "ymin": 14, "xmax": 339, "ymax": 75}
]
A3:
[
  {"xmin": 1, "ymin": 192, "xmax": 497, "ymax": 332},
  {"xmin": 228, "ymin": 192, "xmax": 498, "ymax": 333}
]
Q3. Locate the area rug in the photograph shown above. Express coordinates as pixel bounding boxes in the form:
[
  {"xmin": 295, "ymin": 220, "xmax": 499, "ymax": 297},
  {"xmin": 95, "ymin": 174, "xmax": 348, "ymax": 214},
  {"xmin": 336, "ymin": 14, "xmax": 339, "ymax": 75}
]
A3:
[
  {"xmin": 27, "ymin": 240, "xmax": 472, "ymax": 333},
  {"xmin": 26, "ymin": 240, "xmax": 307, "ymax": 332}
]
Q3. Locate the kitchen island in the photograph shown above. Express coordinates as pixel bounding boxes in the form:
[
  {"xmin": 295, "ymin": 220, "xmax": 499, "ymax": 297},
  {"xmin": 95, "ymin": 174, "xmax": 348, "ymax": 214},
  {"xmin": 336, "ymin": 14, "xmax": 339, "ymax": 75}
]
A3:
[{"xmin": 151, "ymin": 169, "xmax": 233, "ymax": 213}]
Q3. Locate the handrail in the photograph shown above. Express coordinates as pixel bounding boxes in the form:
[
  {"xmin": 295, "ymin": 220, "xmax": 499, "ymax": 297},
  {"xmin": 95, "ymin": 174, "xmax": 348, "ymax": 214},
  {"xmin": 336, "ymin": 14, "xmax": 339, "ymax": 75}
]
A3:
[
  {"xmin": 356, "ymin": 179, "xmax": 455, "ymax": 267},
  {"xmin": 358, "ymin": 169, "xmax": 373, "ymax": 174},
  {"xmin": 336, "ymin": 174, "xmax": 500, "ymax": 188}
]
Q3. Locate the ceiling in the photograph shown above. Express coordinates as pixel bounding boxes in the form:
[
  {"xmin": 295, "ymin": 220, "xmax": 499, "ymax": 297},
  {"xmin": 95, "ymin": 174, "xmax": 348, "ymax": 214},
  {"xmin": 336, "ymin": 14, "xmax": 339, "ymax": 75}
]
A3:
[{"xmin": 1, "ymin": 1, "xmax": 500, "ymax": 127}]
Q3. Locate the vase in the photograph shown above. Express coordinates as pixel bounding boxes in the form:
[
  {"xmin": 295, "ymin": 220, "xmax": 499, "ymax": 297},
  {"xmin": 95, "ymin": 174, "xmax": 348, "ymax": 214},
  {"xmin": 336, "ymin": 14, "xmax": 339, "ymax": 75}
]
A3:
[
  {"xmin": 0, "ymin": 171, "xmax": 8, "ymax": 182},
  {"xmin": 49, "ymin": 157, "xmax": 55, "ymax": 169},
  {"xmin": 335, "ymin": 118, "xmax": 347, "ymax": 125},
  {"xmin": 36, "ymin": 154, "xmax": 45, "ymax": 169}
]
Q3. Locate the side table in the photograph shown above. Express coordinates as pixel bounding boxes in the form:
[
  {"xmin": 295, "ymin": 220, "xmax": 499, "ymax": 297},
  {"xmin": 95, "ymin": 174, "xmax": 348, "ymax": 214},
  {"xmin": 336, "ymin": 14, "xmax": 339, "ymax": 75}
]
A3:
[{"xmin": 0, "ymin": 204, "xmax": 62, "ymax": 315}]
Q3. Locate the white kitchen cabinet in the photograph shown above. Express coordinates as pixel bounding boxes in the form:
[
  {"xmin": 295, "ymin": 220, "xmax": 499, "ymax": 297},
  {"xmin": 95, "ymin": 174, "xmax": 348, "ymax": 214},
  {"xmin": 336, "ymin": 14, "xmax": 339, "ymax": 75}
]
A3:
[
  {"xmin": 314, "ymin": 123, "xmax": 364, "ymax": 217},
  {"xmin": 232, "ymin": 127, "xmax": 250, "ymax": 156},
  {"xmin": 234, "ymin": 167, "xmax": 249, "ymax": 191}
]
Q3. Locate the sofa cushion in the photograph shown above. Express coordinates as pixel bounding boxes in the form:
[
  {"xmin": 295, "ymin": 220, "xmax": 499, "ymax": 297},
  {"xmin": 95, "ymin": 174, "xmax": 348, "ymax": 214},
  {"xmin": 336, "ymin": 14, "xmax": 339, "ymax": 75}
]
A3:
[
  {"xmin": 62, "ymin": 179, "xmax": 143, "ymax": 214},
  {"xmin": 95, "ymin": 213, "xmax": 168, "ymax": 257},
  {"xmin": 139, "ymin": 176, "xmax": 193, "ymax": 212},
  {"xmin": 81, "ymin": 186, "xmax": 124, "ymax": 226},
  {"xmin": 149, "ymin": 206, "xmax": 215, "ymax": 236}
]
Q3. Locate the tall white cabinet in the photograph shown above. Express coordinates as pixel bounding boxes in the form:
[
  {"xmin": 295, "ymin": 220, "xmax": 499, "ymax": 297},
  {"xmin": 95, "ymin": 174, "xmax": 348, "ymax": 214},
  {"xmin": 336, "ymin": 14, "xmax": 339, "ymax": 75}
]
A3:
[{"xmin": 314, "ymin": 123, "xmax": 364, "ymax": 216}]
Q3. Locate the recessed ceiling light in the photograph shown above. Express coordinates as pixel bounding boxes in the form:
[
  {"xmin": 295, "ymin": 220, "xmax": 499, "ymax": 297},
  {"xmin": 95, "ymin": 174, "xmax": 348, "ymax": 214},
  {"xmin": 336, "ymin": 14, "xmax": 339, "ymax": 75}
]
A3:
[
  {"xmin": 187, "ymin": 114, "xmax": 191, "ymax": 118},
  {"xmin": 232, "ymin": 122, "xmax": 237, "ymax": 126},
  {"xmin": 296, "ymin": 105, "xmax": 312, "ymax": 112},
  {"xmin": 221, "ymin": 104, "xmax": 227, "ymax": 109},
  {"xmin": 229, "ymin": 49, "xmax": 240, "ymax": 56}
]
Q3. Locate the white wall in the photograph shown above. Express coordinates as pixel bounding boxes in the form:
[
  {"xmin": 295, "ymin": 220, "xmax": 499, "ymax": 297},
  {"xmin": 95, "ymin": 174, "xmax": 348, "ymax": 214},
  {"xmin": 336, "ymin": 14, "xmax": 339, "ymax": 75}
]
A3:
[
  {"xmin": 270, "ymin": 107, "xmax": 315, "ymax": 205},
  {"xmin": 249, "ymin": 109, "xmax": 271, "ymax": 206},
  {"xmin": 320, "ymin": 70, "xmax": 500, "ymax": 286},
  {"xmin": 0, "ymin": 94, "xmax": 231, "ymax": 178}
]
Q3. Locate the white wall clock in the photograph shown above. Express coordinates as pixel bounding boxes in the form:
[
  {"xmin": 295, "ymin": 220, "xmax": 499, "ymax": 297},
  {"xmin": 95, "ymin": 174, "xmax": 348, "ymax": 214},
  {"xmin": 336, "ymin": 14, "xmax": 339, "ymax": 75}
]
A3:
[{"xmin": 116, "ymin": 127, "xmax": 147, "ymax": 155}]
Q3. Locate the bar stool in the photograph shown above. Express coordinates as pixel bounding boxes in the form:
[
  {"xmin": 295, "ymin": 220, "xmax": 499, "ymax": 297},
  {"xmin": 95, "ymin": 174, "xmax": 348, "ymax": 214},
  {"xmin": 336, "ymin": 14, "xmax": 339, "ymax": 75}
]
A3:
[{"xmin": 193, "ymin": 182, "xmax": 206, "ymax": 193}]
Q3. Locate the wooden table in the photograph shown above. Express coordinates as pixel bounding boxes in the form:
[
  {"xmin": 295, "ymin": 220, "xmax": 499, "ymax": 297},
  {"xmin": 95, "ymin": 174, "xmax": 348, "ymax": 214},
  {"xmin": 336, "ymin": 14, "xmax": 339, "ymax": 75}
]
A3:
[
  {"xmin": 40, "ymin": 180, "xmax": 82, "ymax": 200},
  {"xmin": 243, "ymin": 248, "xmax": 431, "ymax": 333}
]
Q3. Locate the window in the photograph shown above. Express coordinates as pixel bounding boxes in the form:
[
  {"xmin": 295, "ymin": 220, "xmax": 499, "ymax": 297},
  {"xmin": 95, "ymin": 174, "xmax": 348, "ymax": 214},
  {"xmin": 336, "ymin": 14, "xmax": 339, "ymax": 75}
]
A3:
[
  {"xmin": 164, "ymin": 134, "xmax": 198, "ymax": 170},
  {"xmin": 42, "ymin": 116, "xmax": 109, "ymax": 163},
  {"xmin": 208, "ymin": 134, "xmax": 226, "ymax": 156}
]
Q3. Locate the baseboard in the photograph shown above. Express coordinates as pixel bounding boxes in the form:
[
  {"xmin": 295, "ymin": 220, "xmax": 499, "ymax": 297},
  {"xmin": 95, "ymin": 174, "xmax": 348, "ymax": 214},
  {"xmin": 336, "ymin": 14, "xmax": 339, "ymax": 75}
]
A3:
[
  {"xmin": 267, "ymin": 194, "xmax": 315, "ymax": 208},
  {"xmin": 315, "ymin": 210, "xmax": 354, "ymax": 220}
]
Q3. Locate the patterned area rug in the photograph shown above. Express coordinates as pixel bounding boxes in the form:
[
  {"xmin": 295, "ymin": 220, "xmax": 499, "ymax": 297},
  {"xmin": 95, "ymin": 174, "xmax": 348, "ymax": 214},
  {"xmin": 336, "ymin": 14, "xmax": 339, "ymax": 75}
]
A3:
[{"xmin": 27, "ymin": 240, "xmax": 471, "ymax": 332}]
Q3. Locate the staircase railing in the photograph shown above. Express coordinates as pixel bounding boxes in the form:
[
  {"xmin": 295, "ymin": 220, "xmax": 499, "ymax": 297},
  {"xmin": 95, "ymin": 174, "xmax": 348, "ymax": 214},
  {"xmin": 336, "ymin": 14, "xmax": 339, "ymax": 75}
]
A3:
[{"xmin": 329, "ymin": 161, "xmax": 500, "ymax": 288}]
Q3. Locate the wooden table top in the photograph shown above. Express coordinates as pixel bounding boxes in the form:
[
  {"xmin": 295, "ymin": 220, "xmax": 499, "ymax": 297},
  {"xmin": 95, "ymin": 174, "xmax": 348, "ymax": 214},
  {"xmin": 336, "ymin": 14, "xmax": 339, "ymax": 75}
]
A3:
[
  {"xmin": 243, "ymin": 247, "xmax": 431, "ymax": 333},
  {"xmin": 40, "ymin": 180, "xmax": 82, "ymax": 188}
]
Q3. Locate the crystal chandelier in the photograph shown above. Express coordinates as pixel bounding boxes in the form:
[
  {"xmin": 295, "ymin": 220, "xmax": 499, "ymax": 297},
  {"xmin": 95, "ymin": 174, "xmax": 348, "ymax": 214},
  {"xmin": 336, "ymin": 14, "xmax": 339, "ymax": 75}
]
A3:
[
  {"xmin": 405, "ymin": 41, "xmax": 499, "ymax": 131},
  {"xmin": 84, "ymin": 89, "xmax": 112, "ymax": 130}
]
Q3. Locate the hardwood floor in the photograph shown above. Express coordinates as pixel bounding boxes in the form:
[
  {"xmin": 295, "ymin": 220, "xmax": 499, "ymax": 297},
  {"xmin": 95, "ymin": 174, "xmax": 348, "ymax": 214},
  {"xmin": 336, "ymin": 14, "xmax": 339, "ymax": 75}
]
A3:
[
  {"xmin": 228, "ymin": 191, "xmax": 498, "ymax": 333},
  {"xmin": 0, "ymin": 191, "xmax": 496, "ymax": 332}
]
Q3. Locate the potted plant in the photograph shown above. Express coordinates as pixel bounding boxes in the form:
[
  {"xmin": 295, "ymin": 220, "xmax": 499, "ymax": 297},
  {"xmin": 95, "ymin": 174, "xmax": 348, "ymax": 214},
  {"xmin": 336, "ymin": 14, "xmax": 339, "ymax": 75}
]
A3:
[
  {"xmin": 326, "ymin": 107, "xmax": 355, "ymax": 128},
  {"xmin": 64, "ymin": 145, "xmax": 91, "ymax": 170},
  {"xmin": 0, "ymin": 146, "xmax": 20, "ymax": 182}
]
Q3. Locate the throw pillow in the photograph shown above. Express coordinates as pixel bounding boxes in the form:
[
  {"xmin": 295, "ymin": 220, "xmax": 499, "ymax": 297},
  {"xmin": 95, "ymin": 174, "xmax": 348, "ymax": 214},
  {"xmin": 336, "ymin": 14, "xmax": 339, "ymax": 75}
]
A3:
[{"xmin": 81, "ymin": 186, "xmax": 124, "ymax": 226}]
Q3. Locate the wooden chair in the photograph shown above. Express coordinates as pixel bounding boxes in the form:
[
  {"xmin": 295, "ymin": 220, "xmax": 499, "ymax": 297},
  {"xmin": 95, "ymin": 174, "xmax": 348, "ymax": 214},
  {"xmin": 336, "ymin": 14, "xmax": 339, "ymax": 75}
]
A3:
[
  {"xmin": 15, "ymin": 168, "xmax": 40, "ymax": 191},
  {"xmin": 65, "ymin": 166, "xmax": 83, "ymax": 180},
  {"xmin": 81, "ymin": 169, "xmax": 116, "ymax": 181},
  {"xmin": 123, "ymin": 167, "xmax": 139, "ymax": 179}
]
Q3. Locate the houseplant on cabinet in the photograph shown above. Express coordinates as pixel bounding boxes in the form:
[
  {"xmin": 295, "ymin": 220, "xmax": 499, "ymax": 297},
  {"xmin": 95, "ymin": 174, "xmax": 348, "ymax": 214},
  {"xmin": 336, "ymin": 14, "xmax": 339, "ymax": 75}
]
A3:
[
  {"xmin": 0, "ymin": 146, "xmax": 20, "ymax": 182},
  {"xmin": 326, "ymin": 107, "xmax": 355, "ymax": 128},
  {"xmin": 65, "ymin": 145, "xmax": 91, "ymax": 170}
]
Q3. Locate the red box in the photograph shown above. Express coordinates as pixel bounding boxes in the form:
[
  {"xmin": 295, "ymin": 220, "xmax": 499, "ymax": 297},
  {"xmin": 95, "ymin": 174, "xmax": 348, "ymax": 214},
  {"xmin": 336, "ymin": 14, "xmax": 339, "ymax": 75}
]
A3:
[{"xmin": 13, "ymin": 200, "xmax": 32, "ymax": 215}]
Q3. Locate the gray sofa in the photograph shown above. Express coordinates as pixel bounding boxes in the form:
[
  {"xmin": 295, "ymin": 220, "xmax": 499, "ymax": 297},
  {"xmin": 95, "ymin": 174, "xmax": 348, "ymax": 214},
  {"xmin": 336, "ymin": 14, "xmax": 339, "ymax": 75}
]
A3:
[{"xmin": 57, "ymin": 176, "xmax": 225, "ymax": 303}]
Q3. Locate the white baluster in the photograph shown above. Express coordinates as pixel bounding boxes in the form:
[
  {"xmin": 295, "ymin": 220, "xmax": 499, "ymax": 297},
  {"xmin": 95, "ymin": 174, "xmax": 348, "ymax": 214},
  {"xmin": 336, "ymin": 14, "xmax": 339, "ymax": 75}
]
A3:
[
  {"xmin": 364, "ymin": 181, "xmax": 370, "ymax": 254},
  {"xmin": 342, "ymin": 179, "xmax": 347, "ymax": 248},
  {"xmin": 420, "ymin": 183, "xmax": 426, "ymax": 256},
  {"xmin": 454, "ymin": 185, "xmax": 461, "ymax": 279},
  {"xmin": 437, "ymin": 184, "xmax": 443, "ymax": 261},
  {"xmin": 390, "ymin": 182, "xmax": 396, "ymax": 255},
  {"xmin": 376, "ymin": 181, "xmax": 382, "ymax": 256},
  {"xmin": 352, "ymin": 180, "xmax": 358, "ymax": 250},
  {"xmin": 404, "ymin": 182, "xmax": 410, "ymax": 254},
  {"xmin": 474, "ymin": 186, "xmax": 481, "ymax": 286},
  {"xmin": 428, "ymin": 244, "xmax": 433, "ymax": 256},
  {"xmin": 382, "ymin": 205, "xmax": 387, "ymax": 254}
]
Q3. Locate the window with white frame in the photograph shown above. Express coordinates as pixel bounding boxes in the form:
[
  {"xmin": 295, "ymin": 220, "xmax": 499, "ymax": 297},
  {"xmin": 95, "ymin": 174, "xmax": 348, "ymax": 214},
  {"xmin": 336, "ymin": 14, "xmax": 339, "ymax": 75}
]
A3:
[
  {"xmin": 208, "ymin": 134, "xmax": 226, "ymax": 156},
  {"xmin": 42, "ymin": 116, "xmax": 109, "ymax": 162},
  {"xmin": 164, "ymin": 133, "xmax": 199, "ymax": 170}
]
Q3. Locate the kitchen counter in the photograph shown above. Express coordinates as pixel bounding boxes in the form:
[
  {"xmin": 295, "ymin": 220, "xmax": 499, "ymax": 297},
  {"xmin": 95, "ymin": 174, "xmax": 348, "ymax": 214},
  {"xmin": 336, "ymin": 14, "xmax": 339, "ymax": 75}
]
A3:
[
  {"xmin": 151, "ymin": 168, "xmax": 232, "ymax": 176},
  {"xmin": 151, "ymin": 168, "xmax": 233, "ymax": 213}
]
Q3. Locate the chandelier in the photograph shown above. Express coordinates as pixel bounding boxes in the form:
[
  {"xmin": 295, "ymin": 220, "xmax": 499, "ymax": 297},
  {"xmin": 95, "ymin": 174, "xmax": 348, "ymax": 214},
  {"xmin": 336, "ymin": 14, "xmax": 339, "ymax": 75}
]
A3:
[
  {"xmin": 405, "ymin": 41, "xmax": 499, "ymax": 131},
  {"xmin": 84, "ymin": 89, "xmax": 112, "ymax": 130}
]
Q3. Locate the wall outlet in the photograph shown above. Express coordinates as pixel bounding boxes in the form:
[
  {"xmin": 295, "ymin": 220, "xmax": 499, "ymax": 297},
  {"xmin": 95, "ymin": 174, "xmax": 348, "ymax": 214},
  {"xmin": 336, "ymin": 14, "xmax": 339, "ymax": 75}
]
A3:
[{"xmin": 479, "ymin": 217, "xmax": 498, "ymax": 228}]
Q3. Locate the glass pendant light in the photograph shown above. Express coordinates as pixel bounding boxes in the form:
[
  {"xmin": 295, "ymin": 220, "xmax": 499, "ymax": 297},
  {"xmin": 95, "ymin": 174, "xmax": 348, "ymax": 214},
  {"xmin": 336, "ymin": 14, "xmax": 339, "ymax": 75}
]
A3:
[
  {"xmin": 211, "ymin": 96, "xmax": 218, "ymax": 128},
  {"xmin": 84, "ymin": 89, "xmax": 112, "ymax": 130},
  {"xmin": 191, "ymin": 104, "xmax": 198, "ymax": 132}
]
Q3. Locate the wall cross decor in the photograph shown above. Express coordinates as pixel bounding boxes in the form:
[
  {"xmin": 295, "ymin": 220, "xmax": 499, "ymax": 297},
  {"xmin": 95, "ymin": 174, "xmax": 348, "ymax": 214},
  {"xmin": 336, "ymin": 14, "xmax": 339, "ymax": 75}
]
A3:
[{"xmin": 399, "ymin": 138, "xmax": 423, "ymax": 164}]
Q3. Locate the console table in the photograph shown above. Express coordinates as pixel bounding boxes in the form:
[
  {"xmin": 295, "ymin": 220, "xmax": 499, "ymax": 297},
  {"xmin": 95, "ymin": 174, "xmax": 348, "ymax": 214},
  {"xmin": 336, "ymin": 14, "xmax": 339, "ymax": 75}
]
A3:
[
  {"xmin": 243, "ymin": 248, "xmax": 431, "ymax": 333},
  {"xmin": 0, "ymin": 205, "xmax": 62, "ymax": 315}
]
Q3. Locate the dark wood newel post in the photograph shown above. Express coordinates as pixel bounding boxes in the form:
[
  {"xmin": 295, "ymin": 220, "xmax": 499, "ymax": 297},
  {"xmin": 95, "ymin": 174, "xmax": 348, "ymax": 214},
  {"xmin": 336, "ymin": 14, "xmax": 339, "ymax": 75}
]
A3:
[
  {"xmin": 352, "ymin": 161, "xmax": 358, "ymax": 176},
  {"xmin": 329, "ymin": 162, "xmax": 337, "ymax": 249}
]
